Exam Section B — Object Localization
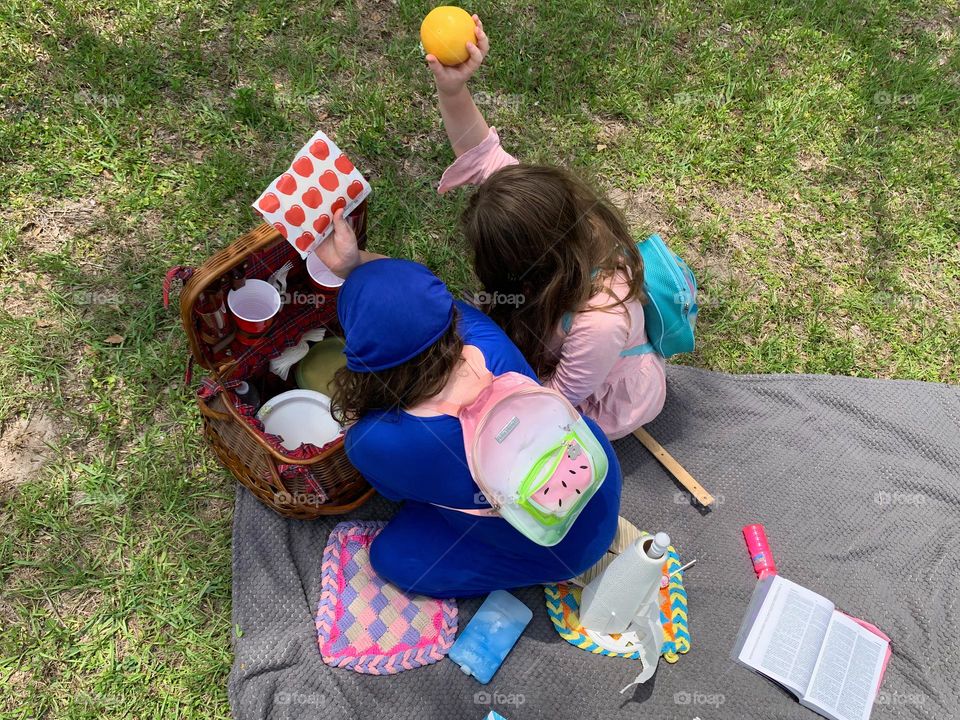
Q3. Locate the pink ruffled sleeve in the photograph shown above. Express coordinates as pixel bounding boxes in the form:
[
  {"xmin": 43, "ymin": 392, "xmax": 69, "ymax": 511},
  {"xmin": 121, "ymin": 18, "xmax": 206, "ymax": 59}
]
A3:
[{"xmin": 437, "ymin": 127, "xmax": 519, "ymax": 194}]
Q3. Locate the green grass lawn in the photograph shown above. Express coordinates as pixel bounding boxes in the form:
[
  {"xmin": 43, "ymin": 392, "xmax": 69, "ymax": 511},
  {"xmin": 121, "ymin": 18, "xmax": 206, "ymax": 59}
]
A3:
[{"xmin": 1, "ymin": 0, "xmax": 957, "ymax": 716}]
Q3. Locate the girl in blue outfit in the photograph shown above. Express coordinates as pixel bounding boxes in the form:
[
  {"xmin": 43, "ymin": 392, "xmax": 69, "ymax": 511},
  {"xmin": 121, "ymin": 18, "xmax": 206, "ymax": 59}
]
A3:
[{"xmin": 320, "ymin": 211, "xmax": 622, "ymax": 598}]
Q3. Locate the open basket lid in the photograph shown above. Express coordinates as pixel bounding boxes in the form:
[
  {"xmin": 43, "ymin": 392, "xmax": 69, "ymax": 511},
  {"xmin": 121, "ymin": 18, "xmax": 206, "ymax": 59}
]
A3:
[{"xmin": 178, "ymin": 202, "xmax": 367, "ymax": 375}]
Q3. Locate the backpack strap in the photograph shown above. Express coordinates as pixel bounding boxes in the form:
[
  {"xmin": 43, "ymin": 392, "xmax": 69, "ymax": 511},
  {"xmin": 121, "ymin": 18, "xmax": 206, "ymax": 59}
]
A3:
[
  {"xmin": 431, "ymin": 503, "xmax": 500, "ymax": 517},
  {"xmin": 421, "ymin": 346, "xmax": 500, "ymax": 517},
  {"xmin": 461, "ymin": 345, "xmax": 494, "ymax": 383},
  {"xmin": 417, "ymin": 397, "xmax": 464, "ymax": 417},
  {"xmin": 619, "ymin": 341, "xmax": 655, "ymax": 357},
  {"xmin": 563, "ymin": 308, "xmax": 657, "ymax": 358}
]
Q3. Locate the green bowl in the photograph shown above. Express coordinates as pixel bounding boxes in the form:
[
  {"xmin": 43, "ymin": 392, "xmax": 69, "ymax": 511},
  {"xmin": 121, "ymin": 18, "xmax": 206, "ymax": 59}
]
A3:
[{"xmin": 295, "ymin": 336, "xmax": 347, "ymax": 395}]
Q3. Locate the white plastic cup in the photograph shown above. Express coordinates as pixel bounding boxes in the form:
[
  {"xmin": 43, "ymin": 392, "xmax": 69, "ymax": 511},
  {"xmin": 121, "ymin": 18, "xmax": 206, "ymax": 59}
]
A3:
[{"xmin": 306, "ymin": 252, "xmax": 345, "ymax": 289}]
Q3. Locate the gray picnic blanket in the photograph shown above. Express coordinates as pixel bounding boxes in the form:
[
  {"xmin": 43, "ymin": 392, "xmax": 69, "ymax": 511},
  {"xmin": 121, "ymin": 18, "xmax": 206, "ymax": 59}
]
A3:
[{"xmin": 228, "ymin": 366, "xmax": 960, "ymax": 719}]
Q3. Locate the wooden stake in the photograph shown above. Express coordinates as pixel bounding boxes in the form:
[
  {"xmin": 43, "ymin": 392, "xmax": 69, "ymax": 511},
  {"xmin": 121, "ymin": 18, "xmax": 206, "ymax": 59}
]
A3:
[{"xmin": 632, "ymin": 427, "xmax": 716, "ymax": 507}]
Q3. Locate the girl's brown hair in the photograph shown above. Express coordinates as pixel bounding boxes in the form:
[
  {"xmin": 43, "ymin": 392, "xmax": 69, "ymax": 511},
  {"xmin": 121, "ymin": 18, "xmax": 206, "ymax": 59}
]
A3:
[
  {"xmin": 461, "ymin": 164, "xmax": 646, "ymax": 380},
  {"xmin": 330, "ymin": 309, "xmax": 464, "ymax": 425}
]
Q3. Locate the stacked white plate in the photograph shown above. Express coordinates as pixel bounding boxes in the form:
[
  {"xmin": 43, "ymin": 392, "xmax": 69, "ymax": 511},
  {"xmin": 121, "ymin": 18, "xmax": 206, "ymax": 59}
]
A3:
[{"xmin": 256, "ymin": 390, "xmax": 342, "ymax": 451}]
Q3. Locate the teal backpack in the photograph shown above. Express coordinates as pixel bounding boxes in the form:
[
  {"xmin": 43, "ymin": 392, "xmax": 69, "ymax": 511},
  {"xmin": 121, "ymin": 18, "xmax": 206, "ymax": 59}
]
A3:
[
  {"xmin": 562, "ymin": 234, "xmax": 698, "ymax": 359},
  {"xmin": 636, "ymin": 234, "xmax": 698, "ymax": 357}
]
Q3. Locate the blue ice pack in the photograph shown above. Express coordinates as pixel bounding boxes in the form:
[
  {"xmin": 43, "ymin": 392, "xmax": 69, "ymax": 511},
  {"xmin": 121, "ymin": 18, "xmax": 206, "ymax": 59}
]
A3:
[{"xmin": 449, "ymin": 590, "xmax": 532, "ymax": 684}]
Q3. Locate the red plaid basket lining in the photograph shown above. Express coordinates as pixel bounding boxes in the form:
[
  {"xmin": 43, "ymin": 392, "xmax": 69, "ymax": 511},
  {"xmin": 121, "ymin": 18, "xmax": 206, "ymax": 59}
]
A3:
[
  {"xmin": 224, "ymin": 238, "xmax": 339, "ymax": 379},
  {"xmin": 227, "ymin": 299, "xmax": 338, "ymax": 380},
  {"xmin": 193, "ymin": 238, "xmax": 343, "ymax": 500},
  {"xmin": 244, "ymin": 238, "xmax": 300, "ymax": 281}
]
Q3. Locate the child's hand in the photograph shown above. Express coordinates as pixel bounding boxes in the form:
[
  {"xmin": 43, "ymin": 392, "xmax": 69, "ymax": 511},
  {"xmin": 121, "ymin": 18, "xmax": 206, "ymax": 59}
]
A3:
[
  {"xmin": 426, "ymin": 14, "xmax": 489, "ymax": 95},
  {"xmin": 314, "ymin": 209, "xmax": 360, "ymax": 279}
]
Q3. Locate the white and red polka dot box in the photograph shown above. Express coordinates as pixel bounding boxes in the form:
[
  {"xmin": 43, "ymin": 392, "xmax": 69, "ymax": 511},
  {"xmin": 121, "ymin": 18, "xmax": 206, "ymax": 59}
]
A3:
[{"xmin": 252, "ymin": 130, "xmax": 371, "ymax": 258}]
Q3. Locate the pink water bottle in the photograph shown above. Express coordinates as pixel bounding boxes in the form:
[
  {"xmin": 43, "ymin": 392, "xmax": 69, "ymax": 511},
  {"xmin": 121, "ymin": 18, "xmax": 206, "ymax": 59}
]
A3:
[{"xmin": 743, "ymin": 524, "xmax": 777, "ymax": 579}]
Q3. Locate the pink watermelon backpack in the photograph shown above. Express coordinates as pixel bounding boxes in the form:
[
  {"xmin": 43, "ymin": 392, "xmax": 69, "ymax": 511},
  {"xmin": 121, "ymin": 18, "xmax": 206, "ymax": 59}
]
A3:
[{"xmin": 418, "ymin": 347, "xmax": 609, "ymax": 547}]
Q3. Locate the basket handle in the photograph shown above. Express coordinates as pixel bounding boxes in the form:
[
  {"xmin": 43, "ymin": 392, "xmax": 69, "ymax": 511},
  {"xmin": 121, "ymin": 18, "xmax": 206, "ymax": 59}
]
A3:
[
  {"xmin": 198, "ymin": 397, "xmax": 232, "ymax": 422},
  {"xmin": 164, "ymin": 265, "xmax": 198, "ymax": 382},
  {"xmin": 163, "ymin": 266, "xmax": 194, "ymax": 309}
]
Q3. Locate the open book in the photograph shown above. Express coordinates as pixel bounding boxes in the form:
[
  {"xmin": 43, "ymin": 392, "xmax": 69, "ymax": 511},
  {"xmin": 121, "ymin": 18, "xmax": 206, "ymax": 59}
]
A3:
[{"xmin": 732, "ymin": 575, "xmax": 891, "ymax": 720}]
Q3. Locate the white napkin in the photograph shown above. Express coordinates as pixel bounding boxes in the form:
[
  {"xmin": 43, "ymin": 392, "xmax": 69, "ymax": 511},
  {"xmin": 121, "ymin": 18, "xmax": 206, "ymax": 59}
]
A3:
[{"xmin": 269, "ymin": 327, "xmax": 328, "ymax": 380}]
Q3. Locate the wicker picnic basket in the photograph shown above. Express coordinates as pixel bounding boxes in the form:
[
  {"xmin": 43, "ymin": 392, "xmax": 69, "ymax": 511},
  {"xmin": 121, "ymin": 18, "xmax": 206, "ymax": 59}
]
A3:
[{"xmin": 173, "ymin": 202, "xmax": 374, "ymax": 520}]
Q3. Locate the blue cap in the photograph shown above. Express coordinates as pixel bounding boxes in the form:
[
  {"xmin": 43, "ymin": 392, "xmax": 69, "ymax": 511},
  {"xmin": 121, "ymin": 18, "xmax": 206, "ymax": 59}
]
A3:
[{"xmin": 338, "ymin": 259, "xmax": 455, "ymax": 372}]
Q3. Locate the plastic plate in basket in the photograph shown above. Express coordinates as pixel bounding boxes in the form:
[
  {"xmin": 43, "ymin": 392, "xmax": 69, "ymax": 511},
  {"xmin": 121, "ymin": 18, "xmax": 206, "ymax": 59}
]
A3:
[
  {"xmin": 256, "ymin": 390, "xmax": 342, "ymax": 452},
  {"xmin": 295, "ymin": 336, "xmax": 347, "ymax": 395}
]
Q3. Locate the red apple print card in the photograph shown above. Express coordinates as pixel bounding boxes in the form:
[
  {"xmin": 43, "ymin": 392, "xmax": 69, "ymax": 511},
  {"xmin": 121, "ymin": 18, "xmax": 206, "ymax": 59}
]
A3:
[{"xmin": 252, "ymin": 130, "xmax": 371, "ymax": 258}]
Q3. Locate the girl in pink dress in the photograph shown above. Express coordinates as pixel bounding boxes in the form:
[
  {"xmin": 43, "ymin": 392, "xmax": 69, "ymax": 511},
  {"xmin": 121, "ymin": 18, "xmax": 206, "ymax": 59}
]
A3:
[{"xmin": 425, "ymin": 16, "xmax": 666, "ymax": 440}]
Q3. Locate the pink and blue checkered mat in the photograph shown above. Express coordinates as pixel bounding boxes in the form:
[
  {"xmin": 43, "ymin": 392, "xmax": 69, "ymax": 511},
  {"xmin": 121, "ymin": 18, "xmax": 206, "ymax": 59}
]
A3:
[{"xmin": 315, "ymin": 521, "xmax": 458, "ymax": 674}]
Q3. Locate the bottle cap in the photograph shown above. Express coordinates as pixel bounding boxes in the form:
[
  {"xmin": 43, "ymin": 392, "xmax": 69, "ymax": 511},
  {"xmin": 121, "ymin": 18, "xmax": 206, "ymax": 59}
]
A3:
[{"xmin": 647, "ymin": 532, "xmax": 670, "ymax": 559}]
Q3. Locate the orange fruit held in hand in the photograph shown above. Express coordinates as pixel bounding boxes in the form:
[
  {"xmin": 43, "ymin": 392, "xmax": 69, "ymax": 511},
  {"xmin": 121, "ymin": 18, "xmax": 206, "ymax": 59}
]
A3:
[{"xmin": 420, "ymin": 6, "xmax": 476, "ymax": 66}]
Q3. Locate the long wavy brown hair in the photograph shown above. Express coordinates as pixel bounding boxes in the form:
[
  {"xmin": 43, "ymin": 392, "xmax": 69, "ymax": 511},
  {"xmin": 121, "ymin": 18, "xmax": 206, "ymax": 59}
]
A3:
[
  {"xmin": 461, "ymin": 164, "xmax": 646, "ymax": 380},
  {"xmin": 330, "ymin": 309, "xmax": 464, "ymax": 425}
]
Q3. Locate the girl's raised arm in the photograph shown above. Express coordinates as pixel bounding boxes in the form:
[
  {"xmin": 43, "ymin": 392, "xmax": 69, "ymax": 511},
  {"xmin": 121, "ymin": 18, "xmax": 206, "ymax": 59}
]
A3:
[{"xmin": 426, "ymin": 15, "xmax": 490, "ymax": 157}]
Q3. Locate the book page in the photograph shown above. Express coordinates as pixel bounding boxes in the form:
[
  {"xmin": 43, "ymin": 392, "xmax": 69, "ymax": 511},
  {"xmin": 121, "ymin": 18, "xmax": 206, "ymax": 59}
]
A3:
[
  {"xmin": 735, "ymin": 576, "xmax": 835, "ymax": 695},
  {"xmin": 802, "ymin": 612, "xmax": 887, "ymax": 720}
]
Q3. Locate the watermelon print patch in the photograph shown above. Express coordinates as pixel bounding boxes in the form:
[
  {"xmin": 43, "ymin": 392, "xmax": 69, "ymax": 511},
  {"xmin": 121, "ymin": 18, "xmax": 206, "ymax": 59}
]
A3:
[{"xmin": 530, "ymin": 440, "xmax": 593, "ymax": 513}]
